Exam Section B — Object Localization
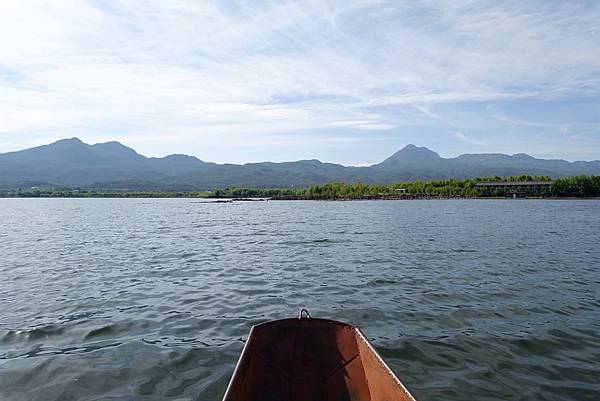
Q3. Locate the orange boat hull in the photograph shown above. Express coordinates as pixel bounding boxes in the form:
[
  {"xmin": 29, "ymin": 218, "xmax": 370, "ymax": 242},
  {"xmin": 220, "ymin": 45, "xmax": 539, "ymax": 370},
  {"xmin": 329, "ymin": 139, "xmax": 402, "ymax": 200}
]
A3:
[{"xmin": 223, "ymin": 316, "xmax": 417, "ymax": 401}]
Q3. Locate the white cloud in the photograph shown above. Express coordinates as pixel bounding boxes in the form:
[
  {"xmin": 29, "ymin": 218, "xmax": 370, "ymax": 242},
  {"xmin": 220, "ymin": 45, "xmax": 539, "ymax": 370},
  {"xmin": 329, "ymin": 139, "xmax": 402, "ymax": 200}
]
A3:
[
  {"xmin": 327, "ymin": 120, "xmax": 395, "ymax": 130},
  {"xmin": 452, "ymin": 130, "xmax": 485, "ymax": 146}
]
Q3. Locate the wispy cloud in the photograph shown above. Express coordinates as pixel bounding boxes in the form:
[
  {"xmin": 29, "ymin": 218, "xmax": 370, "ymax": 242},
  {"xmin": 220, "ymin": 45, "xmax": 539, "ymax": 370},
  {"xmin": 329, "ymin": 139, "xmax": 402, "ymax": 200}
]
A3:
[
  {"xmin": 452, "ymin": 130, "xmax": 485, "ymax": 146},
  {"xmin": 0, "ymin": 0, "xmax": 598, "ymax": 163},
  {"xmin": 327, "ymin": 120, "xmax": 395, "ymax": 130}
]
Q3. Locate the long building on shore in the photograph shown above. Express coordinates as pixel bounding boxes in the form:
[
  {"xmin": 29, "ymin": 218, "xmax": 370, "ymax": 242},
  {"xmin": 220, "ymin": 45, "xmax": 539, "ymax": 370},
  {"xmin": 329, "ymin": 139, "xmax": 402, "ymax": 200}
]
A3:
[{"xmin": 475, "ymin": 181, "xmax": 554, "ymax": 195}]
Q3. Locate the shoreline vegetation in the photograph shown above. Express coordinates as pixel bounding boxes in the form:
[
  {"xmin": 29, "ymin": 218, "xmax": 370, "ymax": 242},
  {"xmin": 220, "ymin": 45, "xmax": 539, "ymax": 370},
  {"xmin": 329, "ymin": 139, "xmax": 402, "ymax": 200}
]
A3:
[{"xmin": 1, "ymin": 175, "xmax": 599, "ymax": 199}]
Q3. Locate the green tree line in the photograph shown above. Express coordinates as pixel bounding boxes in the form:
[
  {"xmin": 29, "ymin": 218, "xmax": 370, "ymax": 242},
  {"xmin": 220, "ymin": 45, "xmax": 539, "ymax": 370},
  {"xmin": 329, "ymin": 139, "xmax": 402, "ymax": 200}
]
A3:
[
  {"xmin": 547, "ymin": 175, "xmax": 600, "ymax": 197},
  {"xmin": 286, "ymin": 175, "xmax": 599, "ymax": 199},
  {"xmin": 2, "ymin": 175, "xmax": 599, "ymax": 199}
]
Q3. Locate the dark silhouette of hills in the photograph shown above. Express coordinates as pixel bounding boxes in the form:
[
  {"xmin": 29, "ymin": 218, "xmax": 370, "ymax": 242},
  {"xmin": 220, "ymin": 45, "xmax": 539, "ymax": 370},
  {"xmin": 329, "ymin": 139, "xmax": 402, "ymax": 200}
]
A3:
[{"xmin": 0, "ymin": 138, "xmax": 598, "ymax": 190}]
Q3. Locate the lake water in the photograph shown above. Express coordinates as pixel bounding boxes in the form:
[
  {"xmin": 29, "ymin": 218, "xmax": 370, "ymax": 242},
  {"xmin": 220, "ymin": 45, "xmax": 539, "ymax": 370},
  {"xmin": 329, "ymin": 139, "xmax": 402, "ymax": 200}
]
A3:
[{"xmin": 1, "ymin": 199, "xmax": 599, "ymax": 401}]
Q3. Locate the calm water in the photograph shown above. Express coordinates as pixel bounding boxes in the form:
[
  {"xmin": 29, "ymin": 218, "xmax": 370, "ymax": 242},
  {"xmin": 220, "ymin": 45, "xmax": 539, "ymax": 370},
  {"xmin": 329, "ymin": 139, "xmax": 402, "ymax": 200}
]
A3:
[{"xmin": 1, "ymin": 199, "xmax": 599, "ymax": 401}]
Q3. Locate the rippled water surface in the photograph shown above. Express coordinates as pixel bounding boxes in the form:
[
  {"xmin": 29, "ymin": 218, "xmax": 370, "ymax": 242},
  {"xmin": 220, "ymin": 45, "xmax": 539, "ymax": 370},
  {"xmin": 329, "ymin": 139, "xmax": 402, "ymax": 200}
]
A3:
[{"xmin": 1, "ymin": 199, "xmax": 599, "ymax": 401}]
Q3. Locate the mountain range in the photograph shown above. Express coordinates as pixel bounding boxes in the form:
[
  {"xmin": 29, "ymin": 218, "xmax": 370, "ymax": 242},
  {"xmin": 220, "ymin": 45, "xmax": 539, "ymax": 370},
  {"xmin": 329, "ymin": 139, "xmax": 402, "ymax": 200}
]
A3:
[{"xmin": 1, "ymin": 138, "xmax": 599, "ymax": 190}]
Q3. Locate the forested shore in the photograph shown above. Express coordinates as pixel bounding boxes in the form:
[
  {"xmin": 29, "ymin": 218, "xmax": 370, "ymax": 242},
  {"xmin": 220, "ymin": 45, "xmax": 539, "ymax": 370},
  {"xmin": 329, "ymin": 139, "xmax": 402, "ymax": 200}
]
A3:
[{"xmin": 1, "ymin": 175, "xmax": 599, "ymax": 199}]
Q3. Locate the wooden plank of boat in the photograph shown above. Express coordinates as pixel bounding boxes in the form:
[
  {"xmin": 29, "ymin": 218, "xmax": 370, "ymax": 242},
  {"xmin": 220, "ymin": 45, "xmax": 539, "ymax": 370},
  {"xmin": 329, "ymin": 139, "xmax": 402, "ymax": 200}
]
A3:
[{"xmin": 223, "ymin": 310, "xmax": 417, "ymax": 401}]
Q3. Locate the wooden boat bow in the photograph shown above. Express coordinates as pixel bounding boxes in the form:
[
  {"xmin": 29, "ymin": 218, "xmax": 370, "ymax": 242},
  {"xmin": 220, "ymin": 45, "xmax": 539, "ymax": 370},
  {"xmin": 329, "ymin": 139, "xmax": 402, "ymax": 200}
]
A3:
[{"xmin": 223, "ymin": 311, "xmax": 417, "ymax": 401}]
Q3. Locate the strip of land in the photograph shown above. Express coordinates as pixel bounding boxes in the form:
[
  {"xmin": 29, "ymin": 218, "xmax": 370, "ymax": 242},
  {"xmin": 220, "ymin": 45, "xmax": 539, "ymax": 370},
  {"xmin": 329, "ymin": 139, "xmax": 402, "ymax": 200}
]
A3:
[{"xmin": 1, "ymin": 175, "xmax": 599, "ymax": 199}]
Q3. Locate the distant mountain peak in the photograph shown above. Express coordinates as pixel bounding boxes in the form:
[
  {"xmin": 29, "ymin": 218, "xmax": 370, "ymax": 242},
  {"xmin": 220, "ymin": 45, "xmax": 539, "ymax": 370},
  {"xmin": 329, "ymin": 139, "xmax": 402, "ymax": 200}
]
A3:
[
  {"xmin": 160, "ymin": 154, "xmax": 206, "ymax": 164},
  {"xmin": 163, "ymin": 154, "xmax": 197, "ymax": 160},
  {"xmin": 60, "ymin": 137, "xmax": 83, "ymax": 143},
  {"xmin": 379, "ymin": 144, "xmax": 441, "ymax": 165},
  {"xmin": 99, "ymin": 140, "xmax": 123, "ymax": 145},
  {"xmin": 396, "ymin": 144, "xmax": 440, "ymax": 157},
  {"xmin": 49, "ymin": 137, "xmax": 85, "ymax": 147},
  {"xmin": 512, "ymin": 153, "xmax": 535, "ymax": 160},
  {"xmin": 92, "ymin": 140, "xmax": 139, "ymax": 155},
  {"xmin": 48, "ymin": 137, "xmax": 138, "ymax": 155},
  {"xmin": 298, "ymin": 159, "xmax": 323, "ymax": 164}
]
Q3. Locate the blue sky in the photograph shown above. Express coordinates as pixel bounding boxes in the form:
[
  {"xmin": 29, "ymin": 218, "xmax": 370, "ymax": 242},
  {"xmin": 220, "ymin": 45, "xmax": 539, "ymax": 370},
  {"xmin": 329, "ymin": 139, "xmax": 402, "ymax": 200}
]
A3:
[{"xmin": 0, "ymin": 0, "xmax": 599, "ymax": 165}]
